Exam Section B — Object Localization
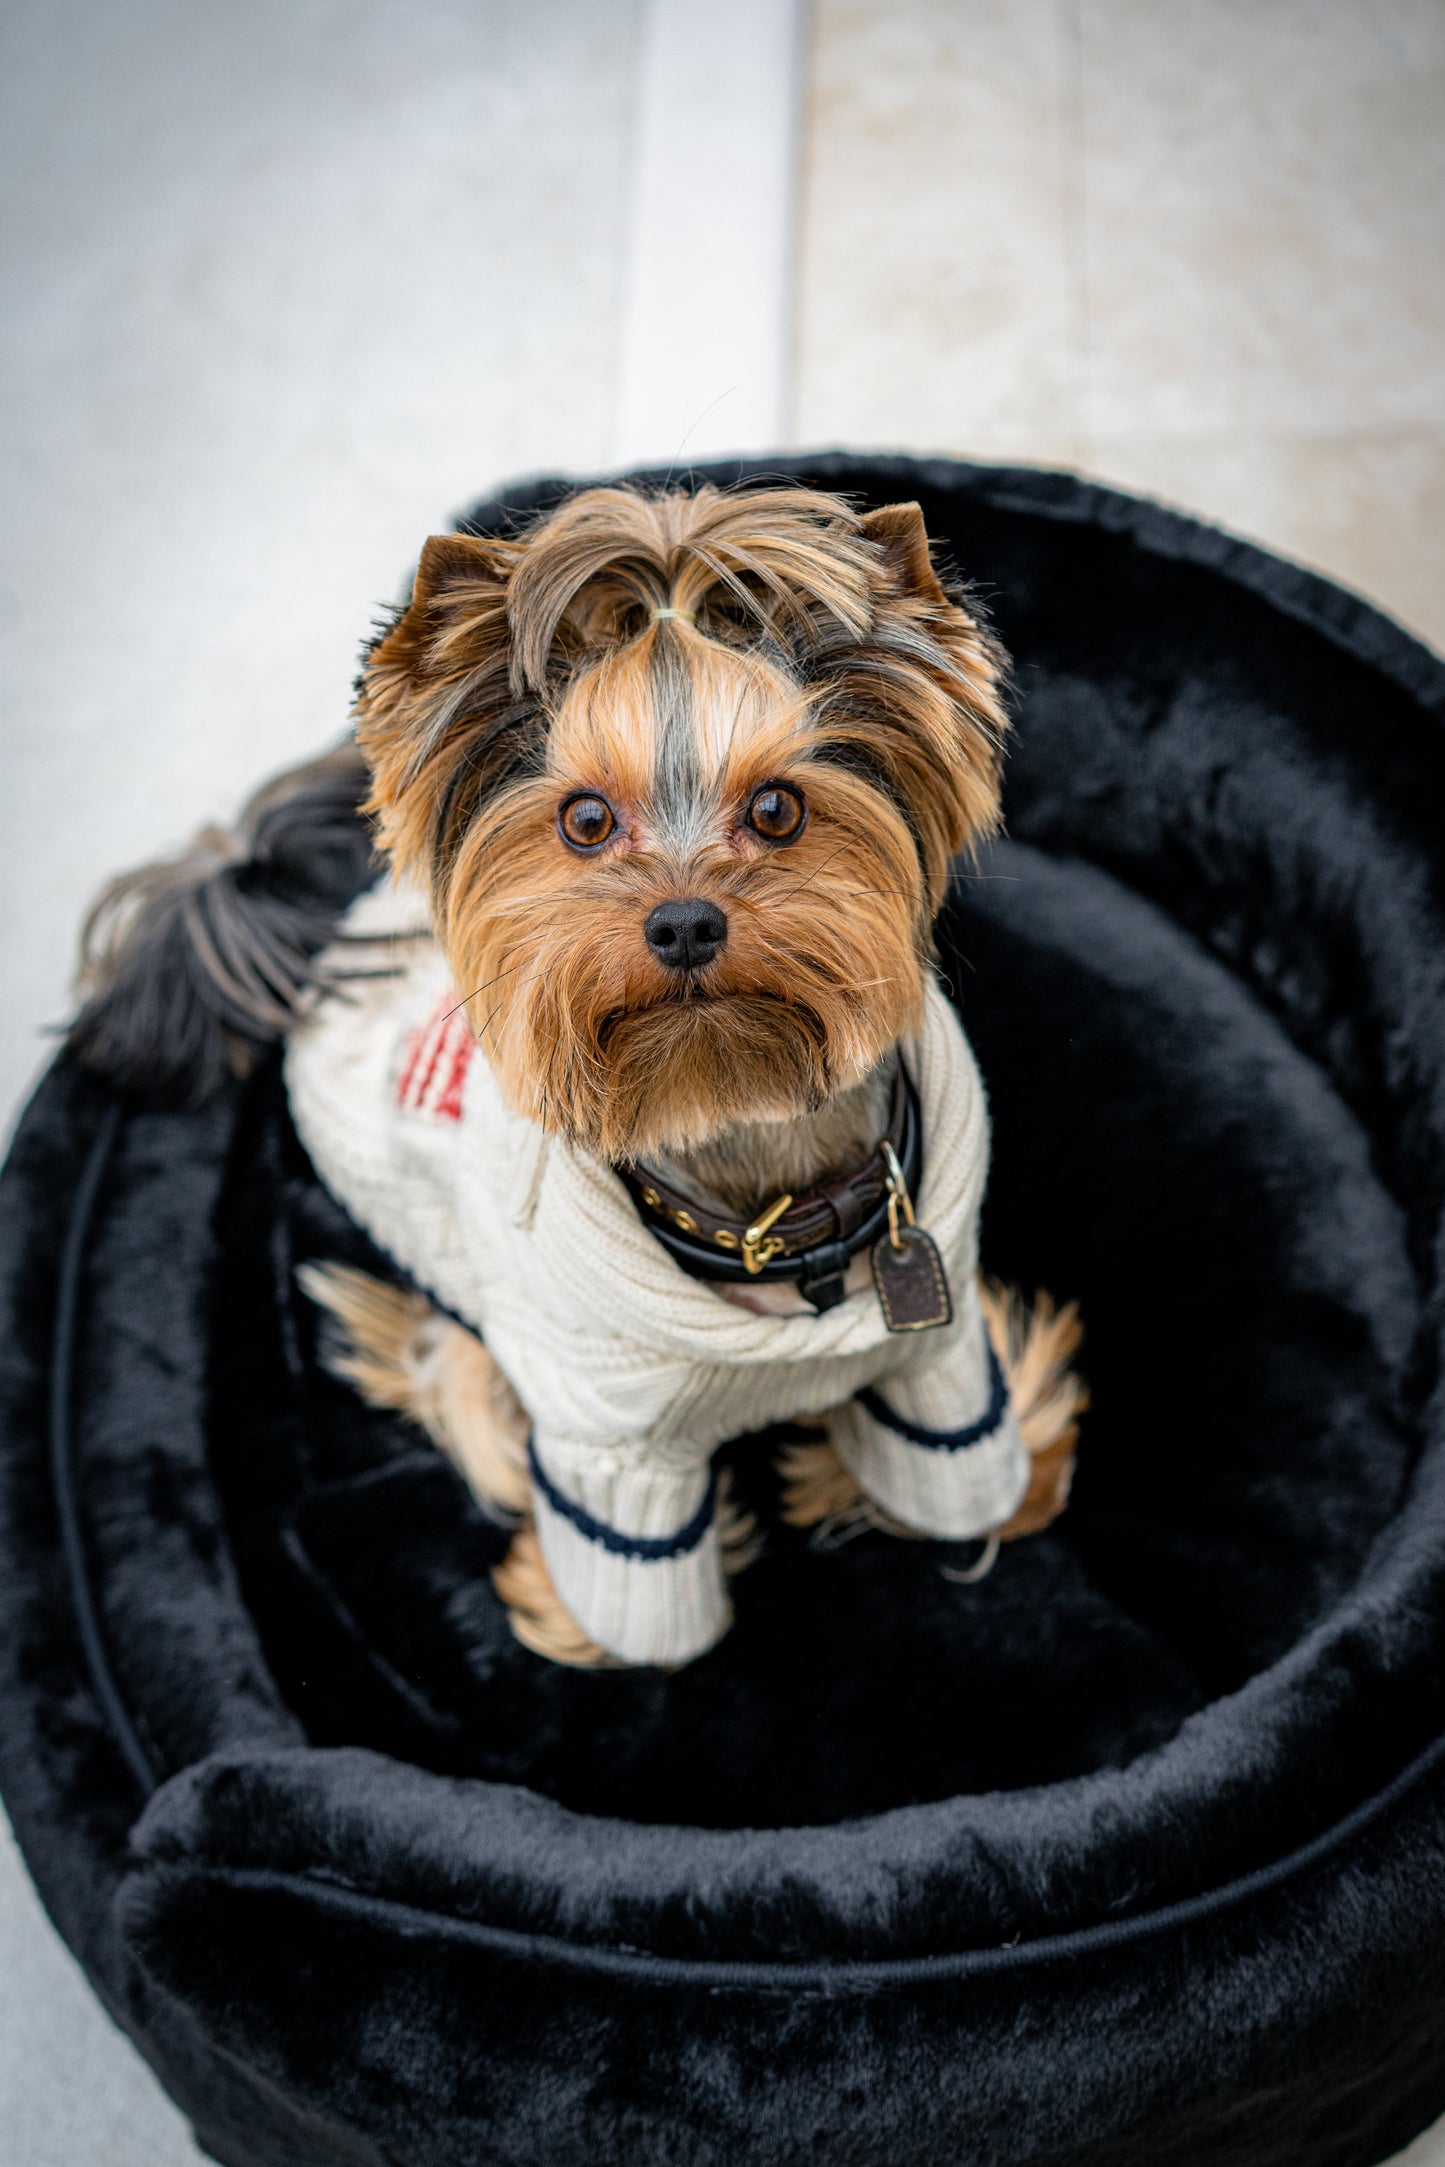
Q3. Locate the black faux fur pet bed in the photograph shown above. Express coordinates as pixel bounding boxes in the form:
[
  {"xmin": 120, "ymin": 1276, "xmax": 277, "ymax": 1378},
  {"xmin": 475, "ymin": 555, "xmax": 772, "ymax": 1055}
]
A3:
[{"xmin": 4, "ymin": 453, "xmax": 1445, "ymax": 2167}]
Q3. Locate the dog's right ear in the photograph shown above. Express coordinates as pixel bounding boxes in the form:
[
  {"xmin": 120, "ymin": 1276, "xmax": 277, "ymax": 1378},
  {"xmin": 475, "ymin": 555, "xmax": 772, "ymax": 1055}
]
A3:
[
  {"xmin": 357, "ymin": 533, "xmax": 533, "ymax": 878},
  {"xmin": 366, "ymin": 533, "xmax": 521, "ymax": 691}
]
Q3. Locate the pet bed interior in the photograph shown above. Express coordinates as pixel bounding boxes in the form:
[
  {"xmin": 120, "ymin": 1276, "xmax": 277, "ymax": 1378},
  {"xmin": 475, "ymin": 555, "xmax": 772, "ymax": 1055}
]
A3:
[{"xmin": 3, "ymin": 452, "xmax": 1445, "ymax": 2167}]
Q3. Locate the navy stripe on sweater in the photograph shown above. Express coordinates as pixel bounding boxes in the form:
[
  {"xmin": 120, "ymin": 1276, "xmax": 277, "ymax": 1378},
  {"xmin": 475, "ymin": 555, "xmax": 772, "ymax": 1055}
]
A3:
[
  {"xmin": 855, "ymin": 1340, "xmax": 1009, "ymax": 1452},
  {"xmin": 527, "ymin": 1438, "xmax": 718, "ymax": 1560}
]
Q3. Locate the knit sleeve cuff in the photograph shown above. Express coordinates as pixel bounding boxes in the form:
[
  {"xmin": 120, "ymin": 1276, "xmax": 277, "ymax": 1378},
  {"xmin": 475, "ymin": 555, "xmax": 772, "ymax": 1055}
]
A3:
[
  {"xmin": 832, "ymin": 1334, "xmax": 1029, "ymax": 1540},
  {"xmin": 527, "ymin": 1438, "xmax": 730, "ymax": 1666}
]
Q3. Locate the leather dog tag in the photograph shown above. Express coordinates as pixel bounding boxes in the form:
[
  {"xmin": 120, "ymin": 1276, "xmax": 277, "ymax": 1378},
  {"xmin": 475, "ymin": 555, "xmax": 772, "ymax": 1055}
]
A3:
[{"xmin": 871, "ymin": 1225, "xmax": 953, "ymax": 1332}]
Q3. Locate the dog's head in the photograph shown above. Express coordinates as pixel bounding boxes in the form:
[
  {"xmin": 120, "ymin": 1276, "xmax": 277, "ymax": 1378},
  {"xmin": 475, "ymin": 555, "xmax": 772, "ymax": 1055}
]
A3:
[{"xmin": 355, "ymin": 484, "xmax": 1008, "ymax": 1160}]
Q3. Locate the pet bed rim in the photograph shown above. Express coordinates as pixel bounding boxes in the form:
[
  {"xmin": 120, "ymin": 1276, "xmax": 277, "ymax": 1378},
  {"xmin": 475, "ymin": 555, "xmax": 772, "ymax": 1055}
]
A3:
[{"xmin": 128, "ymin": 1717, "xmax": 1445, "ymax": 1993}]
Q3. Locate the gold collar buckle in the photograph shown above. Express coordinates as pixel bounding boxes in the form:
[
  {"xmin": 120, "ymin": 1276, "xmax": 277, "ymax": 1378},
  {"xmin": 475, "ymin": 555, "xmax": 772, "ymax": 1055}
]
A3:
[{"xmin": 741, "ymin": 1192, "xmax": 793, "ymax": 1275}]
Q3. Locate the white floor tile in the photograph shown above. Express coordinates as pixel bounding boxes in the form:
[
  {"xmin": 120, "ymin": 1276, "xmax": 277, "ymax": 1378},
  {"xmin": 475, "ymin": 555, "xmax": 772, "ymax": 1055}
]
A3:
[
  {"xmin": 613, "ymin": 0, "xmax": 806, "ymax": 465},
  {"xmin": 1391, "ymin": 2119, "xmax": 1445, "ymax": 2165}
]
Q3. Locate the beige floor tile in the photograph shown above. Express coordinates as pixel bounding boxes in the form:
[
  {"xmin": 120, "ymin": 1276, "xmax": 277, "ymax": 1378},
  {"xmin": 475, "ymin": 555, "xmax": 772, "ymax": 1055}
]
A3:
[
  {"xmin": 1078, "ymin": 0, "xmax": 1445, "ymax": 438},
  {"xmin": 794, "ymin": 0, "xmax": 1083, "ymax": 462},
  {"xmin": 797, "ymin": 0, "xmax": 1444, "ymax": 663},
  {"xmin": 1089, "ymin": 426, "xmax": 1445, "ymax": 649}
]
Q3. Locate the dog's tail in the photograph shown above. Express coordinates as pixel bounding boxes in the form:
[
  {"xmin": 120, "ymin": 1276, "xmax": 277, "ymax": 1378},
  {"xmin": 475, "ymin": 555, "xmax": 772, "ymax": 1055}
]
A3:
[{"xmin": 66, "ymin": 738, "xmax": 376, "ymax": 1104}]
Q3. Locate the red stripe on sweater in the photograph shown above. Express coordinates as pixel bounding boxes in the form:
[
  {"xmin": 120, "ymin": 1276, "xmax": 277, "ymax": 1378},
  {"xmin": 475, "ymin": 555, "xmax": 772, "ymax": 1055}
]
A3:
[
  {"xmin": 397, "ymin": 995, "xmax": 474, "ymax": 1122},
  {"xmin": 434, "ymin": 1025, "xmax": 474, "ymax": 1121}
]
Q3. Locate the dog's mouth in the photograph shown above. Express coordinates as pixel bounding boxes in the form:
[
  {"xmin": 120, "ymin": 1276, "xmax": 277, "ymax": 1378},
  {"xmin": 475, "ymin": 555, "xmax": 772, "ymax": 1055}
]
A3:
[{"xmin": 599, "ymin": 983, "xmax": 782, "ymax": 1036}]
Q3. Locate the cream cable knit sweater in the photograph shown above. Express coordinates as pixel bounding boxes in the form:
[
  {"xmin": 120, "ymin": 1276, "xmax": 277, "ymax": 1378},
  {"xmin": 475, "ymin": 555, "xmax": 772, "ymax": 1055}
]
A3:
[{"xmin": 285, "ymin": 879, "xmax": 1027, "ymax": 1665}]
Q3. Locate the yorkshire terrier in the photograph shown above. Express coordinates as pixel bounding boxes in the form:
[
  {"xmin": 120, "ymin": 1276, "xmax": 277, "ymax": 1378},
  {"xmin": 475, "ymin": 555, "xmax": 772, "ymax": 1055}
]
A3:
[{"xmin": 72, "ymin": 482, "xmax": 1083, "ymax": 1668}]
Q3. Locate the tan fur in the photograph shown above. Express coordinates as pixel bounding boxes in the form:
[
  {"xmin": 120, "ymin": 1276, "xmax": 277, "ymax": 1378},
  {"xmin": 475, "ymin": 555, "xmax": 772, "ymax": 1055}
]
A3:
[
  {"xmin": 299, "ymin": 1261, "xmax": 759, "ymax": 1667},
  {"xmin": 779, "ymin": 1282, "xmax": 1086, "ymax": 1549},
  {"xmin": 652, "ymin": 1060, "xmax": 896, "ymax": 1221},
  {"xmin": 982, "ymin": 1282, "xmax": 1087, "ymax": 1537}
]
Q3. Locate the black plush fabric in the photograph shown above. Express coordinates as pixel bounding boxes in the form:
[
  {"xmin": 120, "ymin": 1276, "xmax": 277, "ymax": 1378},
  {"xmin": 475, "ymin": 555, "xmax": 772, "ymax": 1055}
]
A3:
[{"xmin": 3, "ymin": 453, "xmax": 1445, "ymax": 2167}]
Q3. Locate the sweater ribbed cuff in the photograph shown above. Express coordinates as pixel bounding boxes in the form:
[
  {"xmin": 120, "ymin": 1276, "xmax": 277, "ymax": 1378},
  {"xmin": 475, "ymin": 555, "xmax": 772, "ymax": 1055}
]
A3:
[
  {"xmin": 835, "ymin": 1345, "xmax": 1029, "ymax": 1539},
  {"xmin": 528, "ymin": 1440, "xmax": 730, "ymax": 1666}
]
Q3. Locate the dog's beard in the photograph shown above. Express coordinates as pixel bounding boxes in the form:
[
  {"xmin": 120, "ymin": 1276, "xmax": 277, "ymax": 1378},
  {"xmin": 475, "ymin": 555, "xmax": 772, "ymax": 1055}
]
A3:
[{"xmin": 581, "ymin": 990, "xmax": 835, "ymax": 1160}]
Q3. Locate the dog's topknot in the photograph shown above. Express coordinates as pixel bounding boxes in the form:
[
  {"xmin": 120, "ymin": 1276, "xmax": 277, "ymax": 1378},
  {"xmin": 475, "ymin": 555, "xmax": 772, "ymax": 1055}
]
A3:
[{"xmin": 502, "ymin": 483, "xmax": 877, "ymax": 690}]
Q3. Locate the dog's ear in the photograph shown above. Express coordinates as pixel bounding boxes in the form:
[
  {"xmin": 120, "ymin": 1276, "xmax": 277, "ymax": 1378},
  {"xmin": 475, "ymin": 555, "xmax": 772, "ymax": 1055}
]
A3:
[
  {"xmin": 814, "ymin": 502, "xmax": 1010, "ymax": 908},
  {"xmin": 859, "ymin": 502, "xmax": 952, "ymax": 610},
  {"xmin": 410, "ymin": 532, "xmax": 518, "ymax": 615},
  {"xmin": 357, "ymin": 533, "xmax": 535, "ymax": 878},
  {"xmin": 367, "ymin": 533, "xmax": 520, "ymax": 690}
]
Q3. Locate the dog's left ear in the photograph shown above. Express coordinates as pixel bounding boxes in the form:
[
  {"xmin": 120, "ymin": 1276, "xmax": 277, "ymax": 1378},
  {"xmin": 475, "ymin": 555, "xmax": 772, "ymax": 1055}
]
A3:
[
  {"xmin": 859, "ymin": 502, "xmax": 953, "ymax": 610},
  {"xmin": 824, "ymin": 502, "xmax": 1009, "ymax": 905}
]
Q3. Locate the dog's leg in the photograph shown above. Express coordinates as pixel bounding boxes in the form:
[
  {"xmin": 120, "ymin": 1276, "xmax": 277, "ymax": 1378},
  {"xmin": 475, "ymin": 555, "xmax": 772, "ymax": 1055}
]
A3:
[
  {"xmin": 297, "ymin": 1261, "xmax": 531, "ymax": 1513},
  {"xmin": 489, "ymin": 1524, "xmax": 624, "ymax": 1667},
  {"xmin": 779, "ymin": 1282, "xmax": 1086, "ymax": 1544},
  {"xmin": 496, "ymin": 1467, "xmax": 758, "ymax": 1666},
  {"xmin": 297, "ymin": 1263, "xmax": 759, "ymax": 1667},
  {"xmin": 981, "ymin": 1284, "xmax": 1086, "ymax": 1539}
]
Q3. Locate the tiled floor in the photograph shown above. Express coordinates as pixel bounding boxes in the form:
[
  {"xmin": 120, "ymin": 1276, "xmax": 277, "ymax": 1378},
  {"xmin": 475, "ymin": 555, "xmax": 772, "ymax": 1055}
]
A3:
[{"xmin": 2, "ymin": 1, "xmax": 1442, "ymax": 2160}]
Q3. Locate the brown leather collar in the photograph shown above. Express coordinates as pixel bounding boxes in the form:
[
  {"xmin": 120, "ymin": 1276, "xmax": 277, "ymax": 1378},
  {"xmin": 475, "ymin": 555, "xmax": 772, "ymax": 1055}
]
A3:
[{"xmin": 618, "ymin": 1065, "xmax": 921, "ymax": 1313}]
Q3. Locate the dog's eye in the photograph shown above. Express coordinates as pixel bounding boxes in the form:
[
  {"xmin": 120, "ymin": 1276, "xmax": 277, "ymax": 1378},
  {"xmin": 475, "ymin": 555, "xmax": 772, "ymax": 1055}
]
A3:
[
  {"xmin": 746, "ymin": 784, "xmax": 806, "ymax": 842},
  {"xmin": 558, "ymin": 794, "xmax": 616, "ymax": 850}
]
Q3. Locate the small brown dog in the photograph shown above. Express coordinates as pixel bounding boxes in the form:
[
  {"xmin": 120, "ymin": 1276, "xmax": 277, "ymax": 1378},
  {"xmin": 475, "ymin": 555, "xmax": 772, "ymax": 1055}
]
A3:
[{"xmin": 277, "ymin": 482, "xmax": 1082, "ymax": 1668}]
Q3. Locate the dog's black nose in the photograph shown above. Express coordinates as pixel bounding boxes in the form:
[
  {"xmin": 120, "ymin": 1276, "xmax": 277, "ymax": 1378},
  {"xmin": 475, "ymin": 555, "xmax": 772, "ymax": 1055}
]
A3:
[{"xmin": 644, "ymin": 898, "xmax": 727, "ymax": 971}]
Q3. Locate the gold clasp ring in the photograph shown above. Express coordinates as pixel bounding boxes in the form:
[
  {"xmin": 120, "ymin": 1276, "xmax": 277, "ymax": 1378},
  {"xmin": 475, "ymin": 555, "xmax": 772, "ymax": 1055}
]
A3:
[
  {"xmin": 742, "ymin": 1192, "xmax": 793, "ymax": 1275},
  {"xmin": 881, "ymin": 1140, "xmax": 915, "ymax": 1254}
]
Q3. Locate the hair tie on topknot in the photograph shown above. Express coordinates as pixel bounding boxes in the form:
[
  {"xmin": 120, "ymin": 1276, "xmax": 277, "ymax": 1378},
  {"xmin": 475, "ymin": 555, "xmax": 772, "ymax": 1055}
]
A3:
[{"xmin": 649, "ymin": 605, "xmax": 694, "ymax": 624}]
